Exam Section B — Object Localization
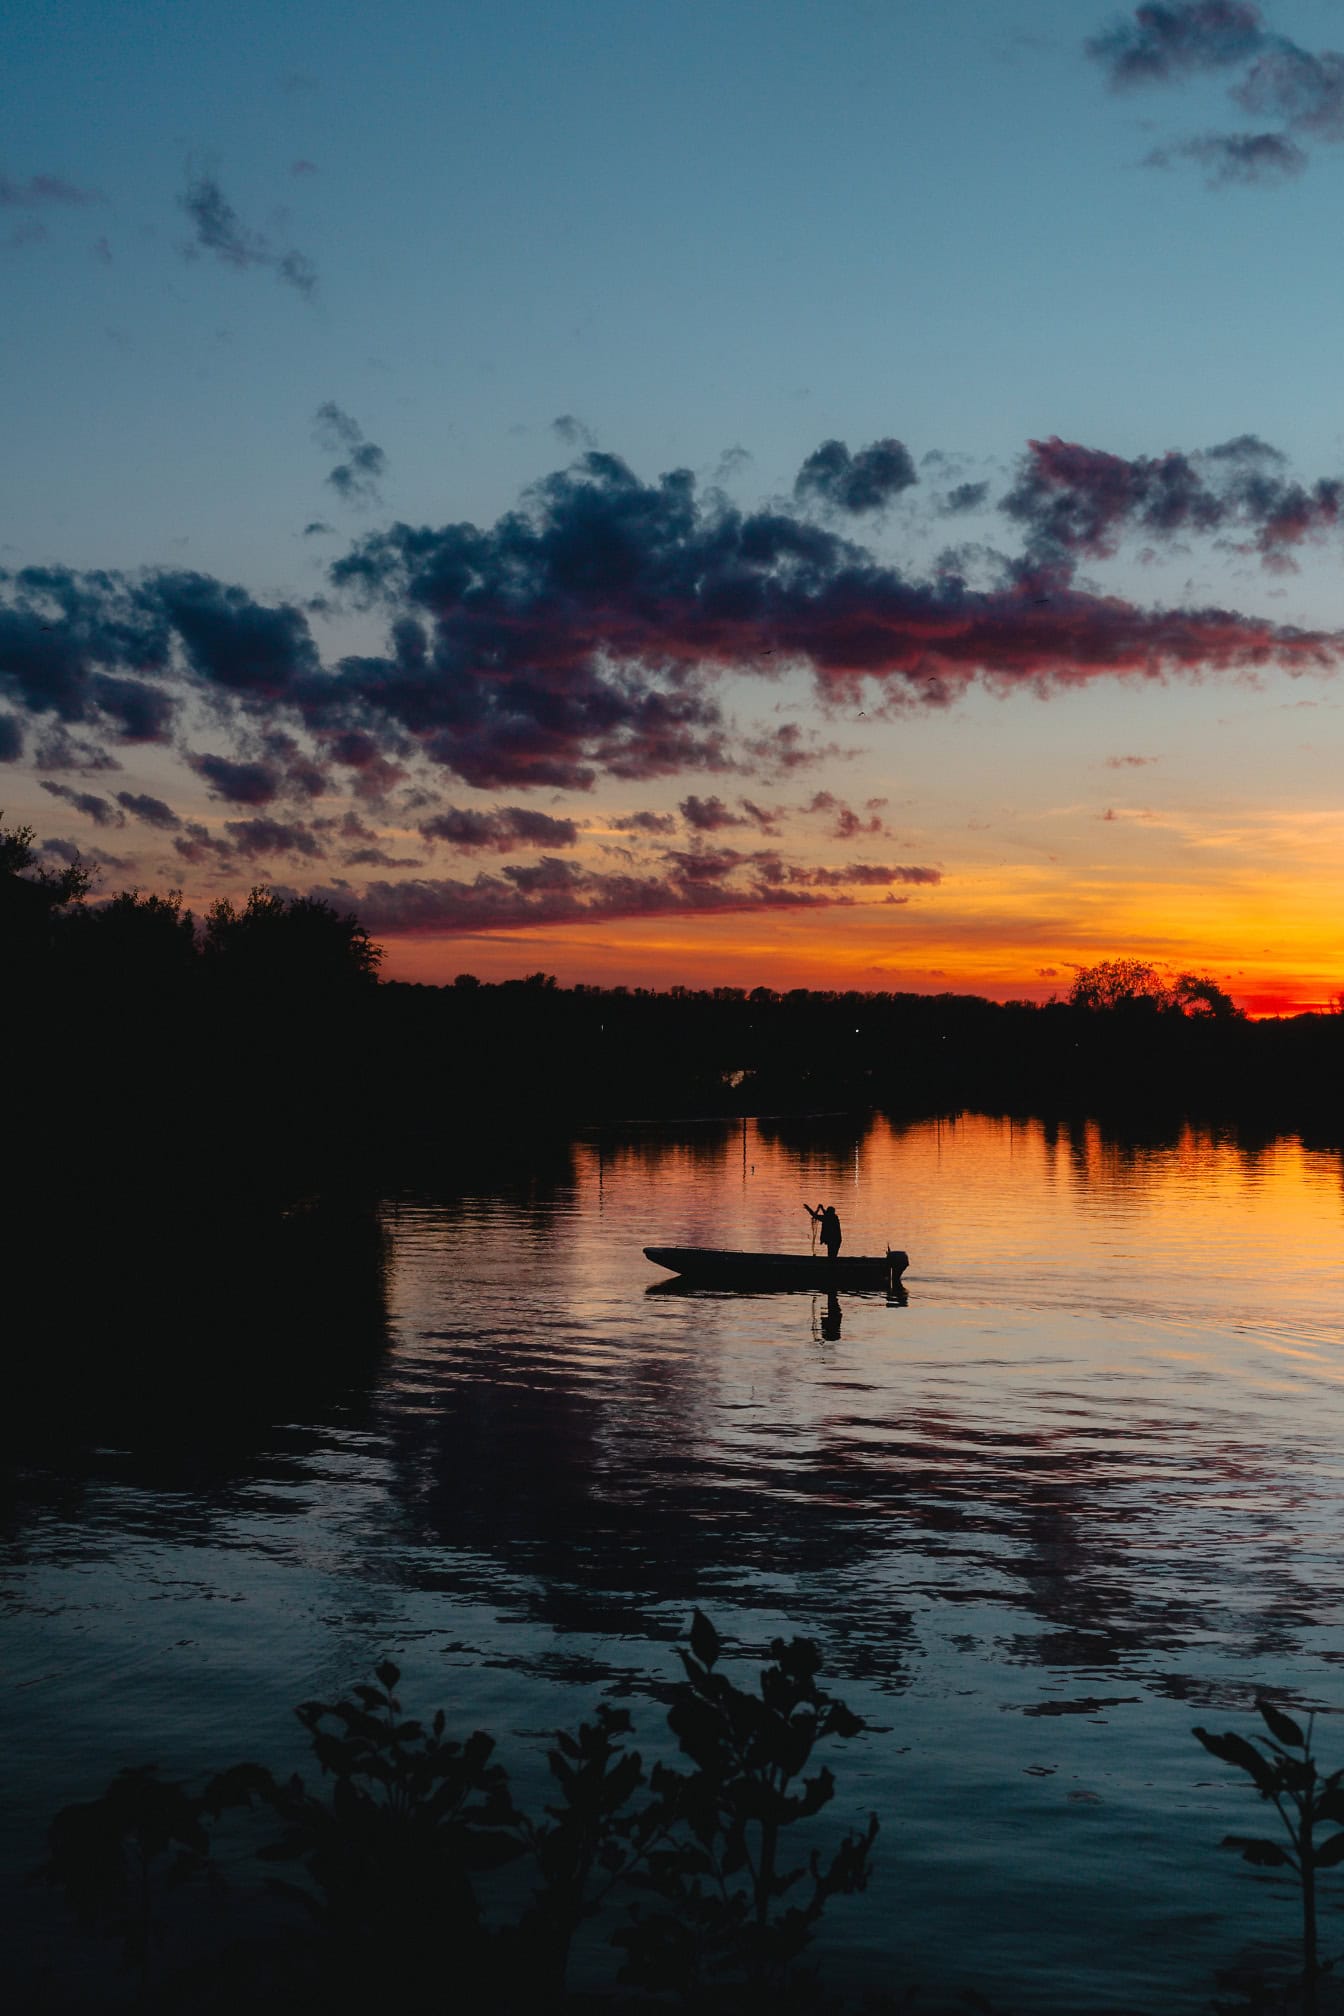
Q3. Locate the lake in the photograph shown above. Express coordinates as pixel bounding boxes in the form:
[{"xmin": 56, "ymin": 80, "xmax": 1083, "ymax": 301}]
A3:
[{"xmin": 4, "ymin": 1110, "xmax": 1344, "ymax": 2010}]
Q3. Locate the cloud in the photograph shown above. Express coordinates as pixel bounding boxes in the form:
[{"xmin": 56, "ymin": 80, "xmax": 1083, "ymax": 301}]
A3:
[
  {"xmin": 115, "ymin": 790, "xmax": 182, "ymax": 829},
  {"xmin": 179, "ymin": 172, "xmax": 317, "ymax": 296},
  {"xmin": 1145, "ymin": 129, "xmax": 1306, "ymax": 181},
  {"xmin": 795, "ymin": 437, "xmax": 918, "ymax": 515},
  {"xmin": 0, "ymin": 172, "xmax": 100, "ymax": 207},
  {"xmin": 420, "ymin": 805, "xmax": 581, "ymax": 850},
  {"xmin": 173, "ymin": 821, "xmax": 235, "ymax": 866},
  {"xmin": 611, "ymin": 809, "xmax": 677, "ymax": 834},
  {"xmin": 1002, "ymin": 432, "xmax": 1342, "ymax": 568},
  {"xmin": 291, "ymin": 159, "xmax": 318, "ymax": 176},
  {"xmin": 304, "ymin": 520, "xmax": 335, "ymax": 537},
  {"xmin": 39, "ymin": 779, "xmax": 125, "ymax": 826},
  {"xmin": 187, "ymin": 752, "xmax": 281, "ymax": 804},
  {"xmin": 0, "ymin": 714, "xmax": 22, "ymax": 760},
  {"xmin": 42, "ymin": 835, "xmax": 132, "ymax": 871},
  {"xmin": 5, "ymin": 438, "xmax": 1344, "ymax": 819},
  {"xmin": 224, "ymin": 816, "xmax": 325, "ymax": 858},
  {"xmin": 1089, "ymin": 4, "xmax": 1344, "ymax": 180},
  {"xmin": 345, "ymin": 845, "xmax": 420, "ymax": 867},
  {"xmin": 1087, "ymin": 3, "xmax": 1268, "ymax": 87},
  {"xmin": 803, "ymin": 789, "xmax": 890, "ymax": 838},
  {"xmin": 1234, "ymin": 40, "xmax": 1344, "ymax": 138},
  {"xmin": 942, "ymin": 481, "xmax": 991, "ymax": 514},
  {"xmin": 552, "ymin": 414, "xmax": 597, "ymax": 449},
  {"xmin": 1104, "ymin": 753, "xmax": 1157, "ymax": 767},
  {"xmin": 297, "ymin": 858, "xmax": 862, "ymax": 936},
  {"xmin": 680, "ymin": 794, "xmax": 747, "ymax": 832},
  {"xmin": 315, "ymin": 402, "xmax": 387, "ymax": 506}
]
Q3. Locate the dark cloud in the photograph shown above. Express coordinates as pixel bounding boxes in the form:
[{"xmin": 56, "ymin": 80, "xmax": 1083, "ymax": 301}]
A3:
[
  {"xmin": 1145, "ymin": 129, "xmax": 1306, "ymax": 180},
  {"xmin": 0, "ymin": 172, "xmax": 100, "ymax": 207},
  {"xmin": 291, "ymin": 159, "xmax": 318, "ymax": 176},
  {"xmin": 942, "ymin": 481, "xmax": 991, "ymax": 514},
  {"xmin": 304, "ymin": 520, "xmax": 335, "ymax": 537},
  {"xmin": 1087, "ymin": 3, "xmax": 1267, "ymax": 86},
  {"xmin": 714, "ymin": 446, "xmax": 753, "ymax": 485},
  {"xmin": 1002, "ymin": 432, "xmax": 1343, "ymax": 568},
  {"xmin": 0, "ymin": 714, "xmax": 22, "ymax": 760},
  {"xmin": 179, "ymin": 172, "xmax": 317, "ymax": 296},
  {"xmin": 187, "ymin": 752, "xmax": 281, "ymax": 805},
  {"xmin": 157, "ymin": 570, "xmax": 320, "ymax": 695},
  {"xmin": 173, "ymin": 821, "xmax": 235, "ymax": 866},
  {"xmin": 301, "ymin": 859, "xmax": 856, "ymax": 936},
  {"xmin": 5, "ymin": 439, "xmax": 1344, "ymax": 818},
  {"xmin": 224, "ymin": 816, "xmax": 325, "ymax": 858},
  {"xmin": 1234, "ymin": 40, "xmax": 1344, "ymax": 138},
  {"xmin": 803, "ymin": 789, "xmax": 890, "ymax": 839},
  {"xmin": 795, "ymin": 438, "xmax": 919, "ymax": 515},
  {"xmin": 790, "ymin": 861, "xmax": 941, "ymax": 888},
  {"xmin": 315, "ymin": 402, "xmax": 387, "ymax": 506},
  {"xmin": 344, "ymin": 845, "xmax": 420, "ymax": 867},
  {"xmin": 611, "ymin": 809, "xmax": 677, "ymax": 834},
  {"xmin": 1089, "ymin": 5, "xmax": 1344, "ymax": 180},
  {"xmin": 39, "ymin": 779, "xmax": 125, "ymax": 826},
  {"xmin": 115, "ymin": 790, "xmax": 182, "ymax": 829},
  {"xmin": 33, "ymin": 725, "xmax": 120, "ymax": 772},
  {"xmin": 42, "ymin": 835, "xmax": 132, "ymax": 871},
  {"xmin": 420, "ymin": 805, "xmax": 581, "ymax": 851},
  {"xmin": 680, "ymin": 794, "xmax": 747, "ymax": 832},
  {"xmin": 552, "ymin": 414, "xmax": 597, "ymax": 449}
]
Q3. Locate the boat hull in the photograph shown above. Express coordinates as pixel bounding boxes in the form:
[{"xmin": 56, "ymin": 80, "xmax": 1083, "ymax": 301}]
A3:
[{"xmin": 644, "ymin": 1246, "xmax": 908, "ymax": 1289}]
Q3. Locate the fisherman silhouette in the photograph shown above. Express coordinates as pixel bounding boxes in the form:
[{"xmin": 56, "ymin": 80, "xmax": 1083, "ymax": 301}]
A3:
[{"xmin": 806, "ymin": 1202, "xmax": 842, "ymax": 1260}]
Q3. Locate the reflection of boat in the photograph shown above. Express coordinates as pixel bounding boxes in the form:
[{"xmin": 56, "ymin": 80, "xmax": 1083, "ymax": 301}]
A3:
[{"xmin": 644, "ymin": 1246, "xmax": 909, "ymax": 1289}]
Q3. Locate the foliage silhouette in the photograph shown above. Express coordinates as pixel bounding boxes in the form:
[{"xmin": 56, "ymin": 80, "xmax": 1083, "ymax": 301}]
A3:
[
  {"xmin": 1195, "ymin": 1702, "xmax": 1344, "ymax": 2013},
  {"xmin": 615, "ymin": 1611, "xmax": 879, "ymax": 2004},
  {"xmin": 39, "ymin": 1763, "xmax": 214, "ymax": 2001},
  {"xmin": 39, "ymin": 1620, "xmax": 876, "ymax": 2013}
]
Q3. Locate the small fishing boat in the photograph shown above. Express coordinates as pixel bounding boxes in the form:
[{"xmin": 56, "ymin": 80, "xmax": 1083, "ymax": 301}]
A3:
[{"xmin": 644, "ymin": 1246, "xmax": 909, "ymax": 1289}]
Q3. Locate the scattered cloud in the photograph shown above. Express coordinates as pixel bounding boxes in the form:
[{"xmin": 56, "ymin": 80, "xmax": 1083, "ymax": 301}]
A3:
[
  {"xmin": 314, "ymin": 401, "xmax": 387, "ymax": 506},
  {"xmin": 552, "ymin": 414, "xmax": 597, "ymax": 449},
  {"xmin": 179, "ymin": 171, "xmax": 317, "ymax": 295},
  {"xmin": 0, "ymin": 171, "xmax": 100, "ymax": 208},
  {"xmin": 420, "ymin": 805, "xmax": 581, "ymax": 851},
  {"xmin": 4, "ymin": 437, "xmax": 1344, "ymax": 837},
  {"xmin": 795, "ymin": 437, "xmax": 918, "ymax": 515},
  {"xmin": 1089, "ymin": 3, "xmax": 1344, "ymax": 182},
  {"xmin": 1002, "ymin": 431, "xmax": 1340, "ymax": 568},
  {"xmin": 39, "ymin": 779, "xmax": 125, "ymax": 826},
  {"xmin": 115, "ymin": 790, "xmax": 181, "ymax": 829},
  {"xmin": 1145, "ymin": 129, "xmax": 1306, "ymax": 182}
]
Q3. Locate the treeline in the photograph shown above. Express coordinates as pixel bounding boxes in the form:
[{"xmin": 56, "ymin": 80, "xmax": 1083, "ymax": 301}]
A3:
[
  {"xmin": 380, "ymin": 963, "xmax": 1343, "ymax": 1138},
  {"xmin": 8, "ymin": 823, "xmax": 1344, "ymax": 1178}
]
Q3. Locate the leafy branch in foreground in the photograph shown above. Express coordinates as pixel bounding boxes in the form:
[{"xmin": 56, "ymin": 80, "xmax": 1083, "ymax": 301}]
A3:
[
  {"xmin": 1195, "ymin": 1702, "xmax": 1344, "ymax": 2013},
  {"xmin": 617, "ymin": 1610, "xmax": 879, "ymax": 2003},
  {"xmin": 38, "ymin": 1619, "xmax": 875, "ymax": 2012}
]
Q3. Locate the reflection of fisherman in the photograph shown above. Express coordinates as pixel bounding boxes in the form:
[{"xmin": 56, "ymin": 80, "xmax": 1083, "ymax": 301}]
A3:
[
  {"xmin": 821, "ymin": 1289, "xmax": 842, "ymax": 1341},
  {"xmin": 806, "ymin": 1202, "xmax": 842, "ymax": 1260}
]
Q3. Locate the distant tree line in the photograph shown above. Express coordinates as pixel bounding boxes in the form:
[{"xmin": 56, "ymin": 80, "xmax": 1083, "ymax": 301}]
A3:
[{"xmin": 6, "ymin": 820, "xmax": 1344, "ymax": 1176}]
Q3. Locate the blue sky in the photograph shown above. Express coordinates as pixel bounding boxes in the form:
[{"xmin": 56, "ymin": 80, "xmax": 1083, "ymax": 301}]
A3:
[{"xmin": 5, "ymin": 0, "xmax": 1344, "ymax": 1004}]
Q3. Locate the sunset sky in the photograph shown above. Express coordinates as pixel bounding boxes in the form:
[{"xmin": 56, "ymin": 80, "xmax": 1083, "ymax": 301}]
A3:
[{"xmin": 5, "ymin": 0, "xmax": 1344, "ymax": 1011}]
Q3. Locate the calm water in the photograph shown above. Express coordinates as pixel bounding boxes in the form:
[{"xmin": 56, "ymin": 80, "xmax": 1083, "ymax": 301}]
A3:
[{"xmin": 5, "ymin": 1112, "xmax": 1344, "ymax": 2009}]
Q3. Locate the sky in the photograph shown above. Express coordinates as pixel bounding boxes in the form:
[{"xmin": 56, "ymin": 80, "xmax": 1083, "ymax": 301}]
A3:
[{"xmin": 5, "ymin": 0, "xmax": 1344, "ymax": 1011}]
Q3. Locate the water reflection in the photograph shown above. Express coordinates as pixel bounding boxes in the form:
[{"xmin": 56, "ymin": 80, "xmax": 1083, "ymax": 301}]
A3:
[{"xmin": 5, "ymin": 1112, "xmax": 1344, "ymax": 2011}]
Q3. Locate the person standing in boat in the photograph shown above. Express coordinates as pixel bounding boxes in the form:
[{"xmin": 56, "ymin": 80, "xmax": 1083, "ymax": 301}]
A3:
[{"xmin": 807, "ymin": 1202, "xmax": 842, "ymax": 1260}]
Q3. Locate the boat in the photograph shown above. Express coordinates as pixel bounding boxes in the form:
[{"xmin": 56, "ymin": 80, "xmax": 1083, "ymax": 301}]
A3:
[{"xmin": 643, "ymin": 1246, "xmax": 909, "ymax": 1289}]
